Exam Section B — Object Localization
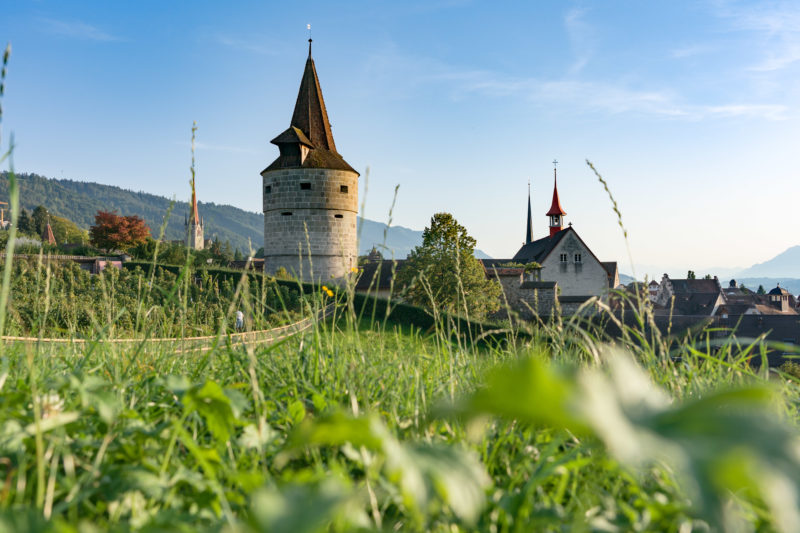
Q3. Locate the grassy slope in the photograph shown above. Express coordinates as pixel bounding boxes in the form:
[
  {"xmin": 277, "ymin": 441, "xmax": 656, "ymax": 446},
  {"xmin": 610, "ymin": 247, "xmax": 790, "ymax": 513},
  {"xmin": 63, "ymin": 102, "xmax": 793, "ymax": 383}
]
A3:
[{"xmin": 2, "ymin": 262, "xmax": 800, "ymax": 531}]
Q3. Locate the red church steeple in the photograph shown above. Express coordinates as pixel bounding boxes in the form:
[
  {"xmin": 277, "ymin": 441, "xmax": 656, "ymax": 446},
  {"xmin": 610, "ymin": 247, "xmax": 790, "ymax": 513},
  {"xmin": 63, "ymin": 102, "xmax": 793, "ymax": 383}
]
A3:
[{"xmin": 546, "ymin": 160, "xmax": 566, "ymax": 237}]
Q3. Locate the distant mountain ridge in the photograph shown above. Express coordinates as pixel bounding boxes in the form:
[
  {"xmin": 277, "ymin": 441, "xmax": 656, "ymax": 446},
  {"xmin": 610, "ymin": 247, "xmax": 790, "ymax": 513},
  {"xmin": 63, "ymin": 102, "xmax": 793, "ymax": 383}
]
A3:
[
  {"xmin": 0, "ymin": 172, "xmax": 490, "ymax": 259},
  {"xmin": 738, "ymin": 246, "xmax": 800, "ymax": 278}
]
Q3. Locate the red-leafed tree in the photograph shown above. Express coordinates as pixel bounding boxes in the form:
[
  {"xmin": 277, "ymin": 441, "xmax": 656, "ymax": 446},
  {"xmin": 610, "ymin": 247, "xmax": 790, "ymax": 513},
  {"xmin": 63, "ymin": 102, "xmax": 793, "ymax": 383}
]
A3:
[{"xmin": 89, "ymin": 210, "xmax": 151, "ymax": 252}]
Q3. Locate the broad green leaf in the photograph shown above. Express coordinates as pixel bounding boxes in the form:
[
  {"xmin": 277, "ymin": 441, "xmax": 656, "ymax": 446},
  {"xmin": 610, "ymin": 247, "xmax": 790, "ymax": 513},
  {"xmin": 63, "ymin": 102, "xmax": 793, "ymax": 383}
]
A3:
[
  {"xmin": 248, "ymin": 479, "xmax": 367, "ymax": 533},
  {"xmin": 181, "ymin": 380, "xmax": 236, "ymax": 443}
]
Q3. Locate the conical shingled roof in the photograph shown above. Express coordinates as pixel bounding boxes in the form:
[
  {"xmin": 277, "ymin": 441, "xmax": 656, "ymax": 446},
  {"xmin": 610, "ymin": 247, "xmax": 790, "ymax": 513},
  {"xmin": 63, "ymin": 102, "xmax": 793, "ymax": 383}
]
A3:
[
  {"xmin": 546, "ymin": 175, "xmax": 566, "ymax": 216},
  {"xmin": 264, "ymin": 41, "xmax": 356, "ymax": 174},
  {"xmin": 525, "ymin": 186, "xmax": 533, "ymax": 244},
  {"xmin": 42, "ymin": 220, "xmax": 56, "ymax": 245},
  {"xmin": 290, "ymin": 43, "xmax": 337, "ymax": 152}
]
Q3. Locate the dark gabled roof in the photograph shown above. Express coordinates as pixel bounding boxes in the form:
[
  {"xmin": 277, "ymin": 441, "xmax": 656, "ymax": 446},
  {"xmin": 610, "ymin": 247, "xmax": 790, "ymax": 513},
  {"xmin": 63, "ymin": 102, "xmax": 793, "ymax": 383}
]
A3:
[
  {"xmin": 656, "ymin": 292, "xmax": 721, "ymax": 316},
  {"xmin": 669, "ymin": 278, "xmax": 720, "ymax": 294},
  {"xmin": 264, "ymin": 43, "xmax": 357, "ymax": 174},
  {"xmin": 355, "ymin": 260, "xmax": 406, "ymax": 292},
  {"xmin": 480, "ymin": 259, "xmax": 515, "ymax": 268},
  {"xmin": 511, "ymin": 229, "xmax": 568, "ymax": 263},
  {"xmin": 601, "ymin": 262, "xmax": 618, "ymax": 288}
]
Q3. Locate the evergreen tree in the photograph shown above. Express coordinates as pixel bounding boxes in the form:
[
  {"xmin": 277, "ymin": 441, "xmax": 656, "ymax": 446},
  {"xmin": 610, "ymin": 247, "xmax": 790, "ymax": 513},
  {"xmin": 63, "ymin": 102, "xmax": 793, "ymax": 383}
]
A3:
[
  {"xmin": 397, "ymin": 212, "xmax": 500, "ymax": 319},
  {"xmin": 687, "ymin": 270, "xmax": 696, "ymax": 279},
  {"xmin": 32, "ymin": 205, "xmax": 48, "ymax": 236},
  {"xmin": 17, "ymin": 208, "xmax": 31, "ymax": 234},
  {"xmin": 757, "ymin": 285, "xmax": 766, "ymax": 295},
  {"xmin": 233, "ymin": 249, "xmax": 243, "ymax": 261}
]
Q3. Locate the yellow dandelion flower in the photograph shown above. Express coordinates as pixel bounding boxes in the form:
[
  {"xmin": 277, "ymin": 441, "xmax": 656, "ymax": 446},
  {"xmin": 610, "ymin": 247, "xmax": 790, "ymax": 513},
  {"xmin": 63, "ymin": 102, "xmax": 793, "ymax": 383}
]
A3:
[
  {"xmin": 350, "ymin": 266, "xmax": 359, "ymax": 273},
  {"xmin": 326, "ymin": 288, "xmax": 334, "ymax": 297}
]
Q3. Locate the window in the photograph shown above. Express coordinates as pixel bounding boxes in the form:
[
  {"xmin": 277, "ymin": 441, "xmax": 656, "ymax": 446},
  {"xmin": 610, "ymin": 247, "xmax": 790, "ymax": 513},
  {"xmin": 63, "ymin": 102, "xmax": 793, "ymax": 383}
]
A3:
[
  {"xmin": 334, "ymin": 214, "xmax": 343, "ymax": 219},
  {"xmin": 340, "ymin": 185, "xmax": 349, "ymax": 193},
  {"xmin": 574, "ymin": 253, "xmax": 582, "ymax": 263},
  {"xmin": 265, "ymin": 185, "xmax": 272, "ymax": 194},
  {"xmin": 560, "ymin": 253, "xmax": 568, "ymax": 262},
  {"xmin": 300, "ymin": 182, "xmax": 311, "ymax": 190},
  {"xmin": 281, "ymin": 212, "xmax": 292, "ymax": 216}
]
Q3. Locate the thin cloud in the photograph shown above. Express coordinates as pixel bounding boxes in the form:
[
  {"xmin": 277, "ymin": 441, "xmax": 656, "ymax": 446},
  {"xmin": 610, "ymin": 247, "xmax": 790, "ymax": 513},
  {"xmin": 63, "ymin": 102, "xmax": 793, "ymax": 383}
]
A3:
[
  {"xmin": 564, "ymin": 7, "xmax": 595, "ymax": 73},
  {"xmin": 39, "ymin": 18, "xmax": 120, "ymax": 42},
  {"xmin": 362, "ymin": 46, "xmax": 788, "ymax": 121},
  {"xmin": 712, "ymin": 1, "xmax": 800, "ymax": 72}
]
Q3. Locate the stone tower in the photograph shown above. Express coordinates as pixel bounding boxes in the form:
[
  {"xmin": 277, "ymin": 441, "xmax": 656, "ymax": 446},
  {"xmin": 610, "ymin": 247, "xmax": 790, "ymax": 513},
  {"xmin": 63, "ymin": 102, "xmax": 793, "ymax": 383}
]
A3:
[{"xmin": 261, "ymin": 40, "xmax": 359, "ymax": 280}]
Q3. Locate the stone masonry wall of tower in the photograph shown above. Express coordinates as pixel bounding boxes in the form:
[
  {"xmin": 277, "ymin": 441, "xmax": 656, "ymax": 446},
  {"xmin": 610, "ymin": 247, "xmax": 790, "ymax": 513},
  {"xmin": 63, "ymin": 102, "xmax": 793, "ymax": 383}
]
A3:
[{"xmin": 262, "ymin": 167, "xmax": 358, "ymax": 280}]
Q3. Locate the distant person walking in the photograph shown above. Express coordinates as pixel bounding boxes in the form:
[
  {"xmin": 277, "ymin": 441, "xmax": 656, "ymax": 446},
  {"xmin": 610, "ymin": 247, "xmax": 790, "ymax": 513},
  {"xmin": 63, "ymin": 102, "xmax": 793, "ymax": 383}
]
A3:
[{"xmin": 235, "ymin": 310, "xmax": 244, "ymax": 332}]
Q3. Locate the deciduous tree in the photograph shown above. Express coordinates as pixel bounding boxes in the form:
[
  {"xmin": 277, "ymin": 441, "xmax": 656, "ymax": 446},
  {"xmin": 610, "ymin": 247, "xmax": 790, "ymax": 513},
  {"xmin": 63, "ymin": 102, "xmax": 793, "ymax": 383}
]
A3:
[
  {"xmin": 89, "ymin": 210, "xmax": 150, "ymax": 253},
  {"xmin": 397, "ymin": 212, "xmax": 500, "ymax": 319}
]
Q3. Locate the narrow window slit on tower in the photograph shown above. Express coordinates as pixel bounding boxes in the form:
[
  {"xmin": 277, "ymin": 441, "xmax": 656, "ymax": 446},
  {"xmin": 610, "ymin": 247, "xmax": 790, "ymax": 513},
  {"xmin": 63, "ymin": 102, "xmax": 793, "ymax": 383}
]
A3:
[
  {"xmin": 265, "ymin": 185, "xmax": 272, "ymax": 193},
  {"xmin": 340, "ymin": 185, "xmax": 348, "ymax": 193},
  {"xmin": 334, "ymin": 214, "xmax": 343, "ymax": 219},
  {"xmin": 300, "ymin": 182, "xmax": 311, "ymax": 190},
  {"xmin": 281, "ymin": 212, "xmax": 292, "ymax": 216}
]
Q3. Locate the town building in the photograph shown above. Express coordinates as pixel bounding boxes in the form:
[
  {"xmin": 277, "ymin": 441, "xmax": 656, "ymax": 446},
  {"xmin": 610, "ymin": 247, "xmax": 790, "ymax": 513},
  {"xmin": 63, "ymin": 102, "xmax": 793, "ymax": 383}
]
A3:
[
  {"xmin": 261, "ymin": 40, "xmax": 359, "ymax": 280},
  {"xmin": 654, "ymin": 276, "xmax": 798, "ymax": 317},
  {"xmin": 484, "ymin": 164, "xmax": 619, "ymax": 316}
]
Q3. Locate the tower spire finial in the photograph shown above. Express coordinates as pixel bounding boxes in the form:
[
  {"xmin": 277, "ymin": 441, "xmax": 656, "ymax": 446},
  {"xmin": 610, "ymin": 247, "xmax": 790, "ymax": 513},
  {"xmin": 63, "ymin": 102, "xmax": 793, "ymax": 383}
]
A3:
[
  {"xmin": 546, "ymin": 160, "xmax": 566, "ymax": 238},
  {"xmin": 307, "ymin": 24, "xmax": 312, "ymax": 57},
  {"xmin": 525, "ymin": 179, "xmax": 533, "ymax": 244}
]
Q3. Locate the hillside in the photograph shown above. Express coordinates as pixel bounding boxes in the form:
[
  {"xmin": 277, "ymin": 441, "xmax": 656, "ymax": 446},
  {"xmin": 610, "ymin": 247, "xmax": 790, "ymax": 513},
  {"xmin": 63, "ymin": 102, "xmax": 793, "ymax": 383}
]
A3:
[
  {"xmin": 738, "ymin": 245, "xmax": 800, "ymax": 278},
  {"xmin": 0, "ymin": 172, "xmax": 491, "ymax": 258}
]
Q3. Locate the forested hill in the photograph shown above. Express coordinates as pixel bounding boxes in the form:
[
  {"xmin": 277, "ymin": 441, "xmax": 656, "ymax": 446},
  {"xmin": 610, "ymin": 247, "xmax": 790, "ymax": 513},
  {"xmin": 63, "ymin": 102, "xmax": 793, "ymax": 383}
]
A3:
[
  {"xmin": 0, "ymin": 172, "xmax": 492, "ymax": 258},
  {"xmin": 0, "ymin": 172, "xmax": 263, "ymax": 253}
]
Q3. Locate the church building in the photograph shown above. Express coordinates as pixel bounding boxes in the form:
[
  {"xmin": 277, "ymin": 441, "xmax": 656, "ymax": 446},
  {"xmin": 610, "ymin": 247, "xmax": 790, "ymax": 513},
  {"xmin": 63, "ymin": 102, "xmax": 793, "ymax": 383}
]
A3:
[
  {"xmin": 485, "ymin": 164, "xmax": 619, "ymax": 316},
  {"xmin": 260, "ymin": 40, "xmax": 359, "ymax": 280}
]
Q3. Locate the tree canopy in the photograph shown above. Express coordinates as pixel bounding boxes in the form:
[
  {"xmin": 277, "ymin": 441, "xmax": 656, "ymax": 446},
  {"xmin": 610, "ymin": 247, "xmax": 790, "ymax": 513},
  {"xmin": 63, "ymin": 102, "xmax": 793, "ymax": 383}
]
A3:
[
  {"xmin": 397, "ymin": 212, "xmax": 500, "ymax": 319},
  {"xmin": 89, "ymin": 210, "xmax": 151, "ymax": 252}
]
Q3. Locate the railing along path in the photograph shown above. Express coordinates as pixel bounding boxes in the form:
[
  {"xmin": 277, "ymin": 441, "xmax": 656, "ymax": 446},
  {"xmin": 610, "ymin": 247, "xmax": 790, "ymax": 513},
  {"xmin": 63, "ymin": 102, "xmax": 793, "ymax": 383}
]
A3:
[{"xmin": 0, "ymin": 304, "xmax": 335, "ymax": 353}]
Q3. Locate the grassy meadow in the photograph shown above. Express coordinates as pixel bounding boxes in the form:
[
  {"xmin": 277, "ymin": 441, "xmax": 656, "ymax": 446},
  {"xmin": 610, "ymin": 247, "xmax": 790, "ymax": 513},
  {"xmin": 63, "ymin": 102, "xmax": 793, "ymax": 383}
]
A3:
[
  {"xmin": 4, "ymin": 43, "xmax": 800, "ymax": 533},
  {"xmin": 1, "ymin": 248, "xmax": 800, "ymax": 532}
]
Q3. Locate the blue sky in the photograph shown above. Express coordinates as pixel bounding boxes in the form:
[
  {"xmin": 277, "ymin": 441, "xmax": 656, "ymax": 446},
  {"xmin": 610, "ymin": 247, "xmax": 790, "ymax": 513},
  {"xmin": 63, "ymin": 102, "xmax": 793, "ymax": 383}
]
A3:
[{"xmin": 1, "ymin": 0, "xmax": 799, "ymax": 278}]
